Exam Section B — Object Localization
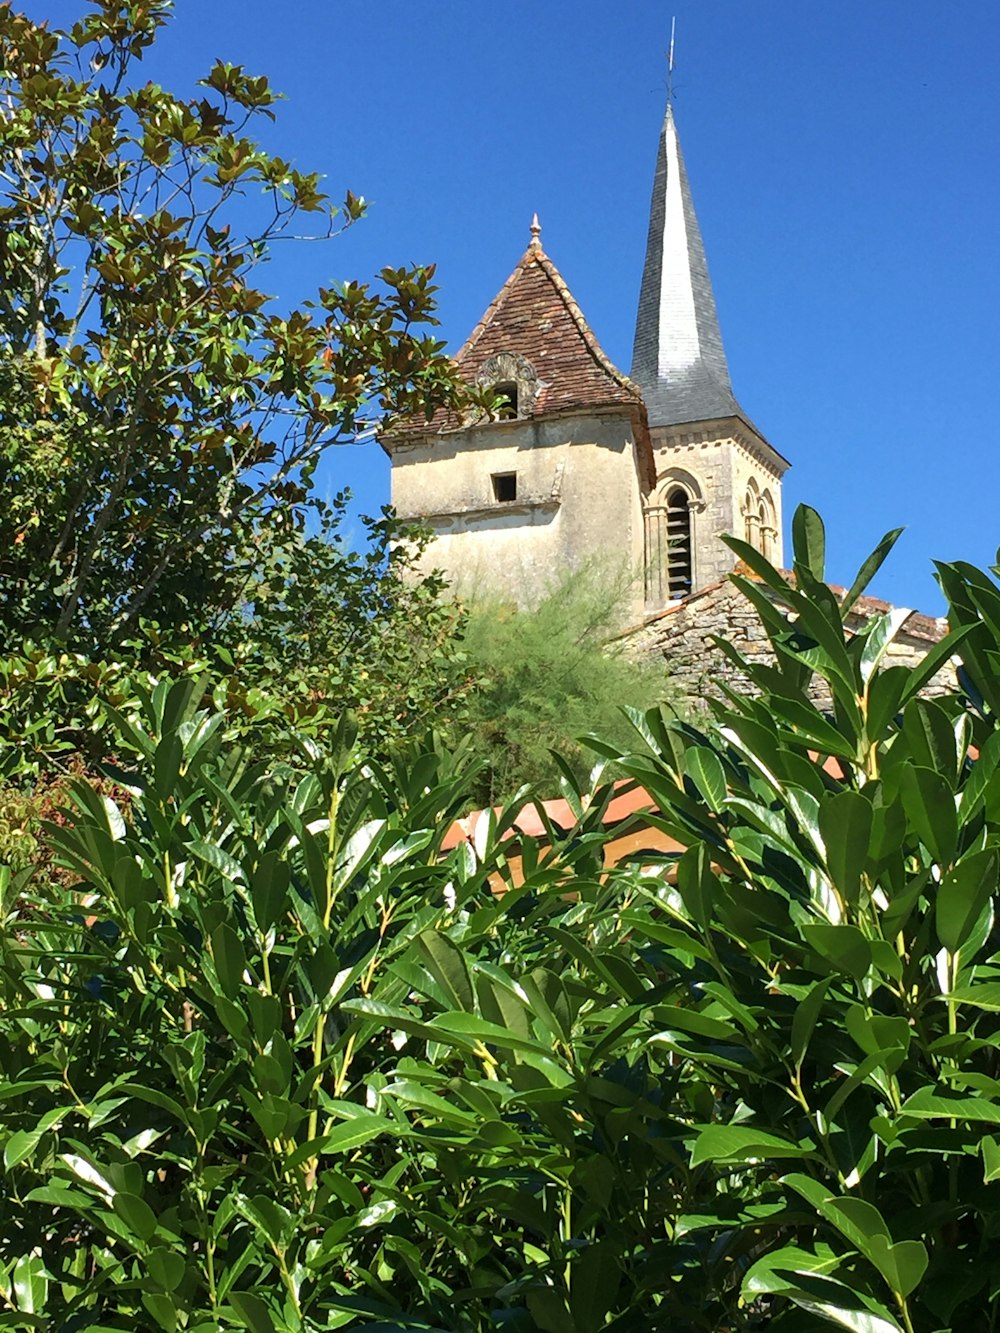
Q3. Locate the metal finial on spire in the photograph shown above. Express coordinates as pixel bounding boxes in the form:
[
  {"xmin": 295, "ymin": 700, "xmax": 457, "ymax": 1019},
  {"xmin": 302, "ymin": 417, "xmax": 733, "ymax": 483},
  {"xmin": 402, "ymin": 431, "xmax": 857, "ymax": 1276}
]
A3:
[
  {"xmin": 666, "ymin": 16, "xmax": 677, "ymax": 104},
  {"xmin": 529, "ymin": 212, "xmax": 542, "ymax": 245}
]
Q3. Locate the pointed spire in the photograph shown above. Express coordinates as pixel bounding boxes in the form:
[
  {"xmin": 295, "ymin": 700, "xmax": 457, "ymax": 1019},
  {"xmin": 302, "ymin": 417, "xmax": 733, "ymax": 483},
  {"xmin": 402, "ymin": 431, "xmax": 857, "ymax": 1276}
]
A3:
[
  {"xmin": 631, "ymin": 103, "xmax": 745, "ymax": 427},
  {"xmin": 529, "ymin": 212, "xmax": 542, "ymax": 246}
]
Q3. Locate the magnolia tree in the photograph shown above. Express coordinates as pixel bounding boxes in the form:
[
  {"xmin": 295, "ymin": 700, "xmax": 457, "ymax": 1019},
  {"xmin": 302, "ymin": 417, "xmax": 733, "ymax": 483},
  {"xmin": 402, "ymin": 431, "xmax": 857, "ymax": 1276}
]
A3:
[{"xmin": 0, "ymin": 0, "xmax": 472, "ymax": 651}]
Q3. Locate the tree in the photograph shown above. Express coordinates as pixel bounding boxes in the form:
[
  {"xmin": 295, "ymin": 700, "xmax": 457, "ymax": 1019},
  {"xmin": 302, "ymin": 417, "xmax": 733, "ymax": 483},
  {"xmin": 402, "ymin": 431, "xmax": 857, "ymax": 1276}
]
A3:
[
  {"xmin": 219, "ymin": 494, "xmax": 473, "ymax": 758},
  {"xmin": 596, "ymin": 508, "xmax": 999, "ymax": 1330},
  {"xmin": 0, "ymin": 0, "xmax": 469, "ymax": 652}
]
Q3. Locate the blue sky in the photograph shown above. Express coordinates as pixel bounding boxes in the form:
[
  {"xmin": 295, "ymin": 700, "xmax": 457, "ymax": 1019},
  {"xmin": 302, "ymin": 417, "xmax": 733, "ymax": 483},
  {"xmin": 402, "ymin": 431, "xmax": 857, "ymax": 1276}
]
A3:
[{"xmin": 32, "ymin": 2, "xmax": 1000, "ymax": 613}]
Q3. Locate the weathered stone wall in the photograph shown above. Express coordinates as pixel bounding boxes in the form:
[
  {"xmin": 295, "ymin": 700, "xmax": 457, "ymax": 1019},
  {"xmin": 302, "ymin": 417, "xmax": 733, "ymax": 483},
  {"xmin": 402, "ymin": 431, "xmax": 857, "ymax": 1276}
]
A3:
[
  {"xmin": 622, "ymin": 575, "xmax": 953, "ymax": 709},
  {"xmin": 389, "ymin": 409, "xmax": 648, "ymax": 620}
]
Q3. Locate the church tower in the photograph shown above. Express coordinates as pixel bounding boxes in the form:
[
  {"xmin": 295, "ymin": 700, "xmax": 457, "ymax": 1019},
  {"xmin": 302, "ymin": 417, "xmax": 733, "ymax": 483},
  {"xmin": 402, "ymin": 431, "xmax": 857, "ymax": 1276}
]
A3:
[
  {"xmin": 383, "ymin": 222, "xmax": 654, "ymax": 619},
  {"xmin": 384, "ymin": 96, "xmax": 784, "ymax": 617},
  {"xmin": 631, "ymin": 103, "xmax": 788, "ymax": 604}
]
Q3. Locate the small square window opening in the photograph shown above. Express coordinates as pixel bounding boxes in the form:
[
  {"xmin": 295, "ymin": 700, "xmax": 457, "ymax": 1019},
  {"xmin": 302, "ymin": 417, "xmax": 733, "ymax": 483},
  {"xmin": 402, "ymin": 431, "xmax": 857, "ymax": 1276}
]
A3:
[
  {"xmin": 494, "ymin": 382, "xmax": 518, "ymax": 420},
  {"xmin": 492, "ymin": 472, "xmax": 517, "ymax": 503}
]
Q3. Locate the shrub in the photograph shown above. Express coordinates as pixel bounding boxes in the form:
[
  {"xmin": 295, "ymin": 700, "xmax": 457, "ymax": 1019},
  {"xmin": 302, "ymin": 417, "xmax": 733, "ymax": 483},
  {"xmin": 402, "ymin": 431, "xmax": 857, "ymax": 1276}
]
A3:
[
  {"xmin": 454, "ymin": 560, "xmax": 673, "ymax": 804},
  {"xmin": 7, "ymin": 507, "xmax": 1000, "ymax": 1331}
]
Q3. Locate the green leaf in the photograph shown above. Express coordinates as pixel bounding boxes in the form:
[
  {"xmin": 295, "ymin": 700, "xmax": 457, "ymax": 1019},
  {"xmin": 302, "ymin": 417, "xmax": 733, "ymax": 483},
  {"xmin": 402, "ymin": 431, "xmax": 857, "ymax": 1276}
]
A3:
[
  {"xmin": 783, "ymin": 1174, "xmax": 926, "ymax": 1297},
  {"xmin": 896, "ymin": 620, "xmax": 974, "ymax": 711},
  {"xmin": 161, "ymin": 675, "xmax": 201, "ymax": 736},
  {"xmin": 936, "ymin": 850, "xmax": 998, "ymax": 954},
  {"xmin": 943, "ymin": 983, "xmax": 1000, "ymax": 1011},
  {"xmin": 215, "ymin": 996, "xmax": 252, "ymax": 1046},
  {"xmin": 113, "ymin": 1190, "xmax": 158, "ymax": 1243},
  {"xmin": 211, "ymin": 922, "xmax": 247, "ymax": 999},
  {"xmin": 723, "ymin": 534, "xmax": 795, "ymax": 599},
  {"xmin": 839, "ymin": 527, "xmax": 905, "ymax": 619},
  {"xmin": 4, "ymin": 1105, "xmax": 64, "ymax": 1168},
  {"xmin": 285, "ymin": 1113, "xmax": 395, "ymax": 1168},
  {"xmin": 250, "ymin": 850, "xmax": 290, "ymax": 933},
  {"xmin": 869, "ymin": 1236, "xmax": 927, "ymax": 1299},
  {"xmin": 189, "ymin": 839, "xmax": 246, "ymax": 885},
  {"xmin": 676, "ymin": 844, "xmax": 717, "ymax": 931},
  {"xmin": 801, "ymin": 923, "xmax": 872, "ymax": 979},
  {"xmin": 154, "ymin": 732, "xmax": 183, "ymax": 796},
  {"xmin": 982, "ymin": 1136, "xmax": 1000, "ymax": 1183},
  {"xmin": 690, "ymin": 1123, "xmax": 811, "ymax": 1167},
  {"xmin": 844, "ymin": 1007, "xmax": 910, "ymax": 1071},
  {"xmin": 902, "ymin": 697, "xmax": 960, "ymax": 777},
  {"xmin": 147, "ymin": 1247, "xmax": 186, "ymax": 1292},
  {"xmin": 743, "ymin": 1246, "xmax": 903, "ymax": 1333},
  {"xmin": 229, "ymin": 1291, "xmax": 279, "ymax": 1333},
  {"xmin": 793, "ymin": 504, "xmax": 826, "ymax": 582},
  {"xmin": 790, "ymin": 976, "xmax": 835, "ymax": 1071},
  {"xmin": 900, "ymin": 1089, "xmax": 1000, "ymax": 1124},
  {"xmin": 527, "ymin": 1285, "xmax": 576, "ymax": 1333},
  {"xmin": 685, "ymin": 746, "xmax": 727, "ymax": 812},
  {"xmin": 11, "ymin": 1255, "xmax": 48, "ymax": 1315},
  {"xmin": 235, "ymin": 1194, "xmax": 291, "ymax": 1248},
  {"xmin": 569, "ymin": 1240, "xmax": 622, "ymax": 1333},
  {"xmin": 521, "ymin": 967, "xmax": 573, "ymax": 1043},
  {"xmin": 414, "ymin": 930, "xmax": 475, "ymax": 1013},
  {"xmin": 141, "ymin": 1292, "xmax": 178, "ymax": 1332},
  {"xmin": 819, "ymin": 791, "xmax": 872, "ymax": 903}
]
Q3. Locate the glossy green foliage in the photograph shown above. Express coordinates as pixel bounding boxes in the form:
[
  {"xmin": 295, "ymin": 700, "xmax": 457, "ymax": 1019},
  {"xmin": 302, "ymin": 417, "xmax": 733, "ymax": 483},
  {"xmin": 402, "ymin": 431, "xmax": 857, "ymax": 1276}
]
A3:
[
  {"xmin": 8, "ymin": 507, "xmax": 1000, "ymax": 1331},
  {"xmin": 595, "ymin": 506, "xmax": 1000, "ymax": 1331},
  {"xmin": 1, "ymin": 677, "xmax": 726, "ymax": 1330}
]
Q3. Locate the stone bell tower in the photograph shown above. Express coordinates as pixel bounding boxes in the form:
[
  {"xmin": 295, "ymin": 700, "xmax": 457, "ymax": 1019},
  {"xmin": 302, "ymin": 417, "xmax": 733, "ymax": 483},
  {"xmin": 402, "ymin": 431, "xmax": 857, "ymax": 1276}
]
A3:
[
  {"xmin": 382, "ymin": 219, "xmax": 654, "ymax": 621},
  {"xmin": 631, "ymin": 103, "xmax": 789, "ymax": 606}
]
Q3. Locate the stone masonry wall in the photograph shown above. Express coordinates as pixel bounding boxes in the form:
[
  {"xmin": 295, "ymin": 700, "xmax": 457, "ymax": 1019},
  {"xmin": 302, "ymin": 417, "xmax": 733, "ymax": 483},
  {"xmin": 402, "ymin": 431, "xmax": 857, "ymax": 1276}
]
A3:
[{"xmin": 622, "ymin": 574, "xmax": 953, "ymax": 710}]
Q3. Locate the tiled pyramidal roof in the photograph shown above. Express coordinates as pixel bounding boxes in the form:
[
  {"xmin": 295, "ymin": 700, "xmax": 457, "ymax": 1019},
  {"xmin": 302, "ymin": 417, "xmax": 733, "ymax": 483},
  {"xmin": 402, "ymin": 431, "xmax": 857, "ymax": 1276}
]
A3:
[
  {"xmin": 454, "ymin": 232, "xmax": 644, "ymax": 415},
  {"xmin": 631, "ymin": 104, "xmax": 748, "ymax": 428},
  {"xmin": 388, "ymin": 229, "xmax": 651, "ymax": 448}
]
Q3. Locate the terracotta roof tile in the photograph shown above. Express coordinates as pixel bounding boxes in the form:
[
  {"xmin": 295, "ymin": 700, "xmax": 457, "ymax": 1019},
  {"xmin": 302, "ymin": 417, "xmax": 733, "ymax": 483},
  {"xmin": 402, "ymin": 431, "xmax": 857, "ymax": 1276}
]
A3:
[{"xmin": 456, "ymin": 239, "xmax": 642, "ymax": 415}]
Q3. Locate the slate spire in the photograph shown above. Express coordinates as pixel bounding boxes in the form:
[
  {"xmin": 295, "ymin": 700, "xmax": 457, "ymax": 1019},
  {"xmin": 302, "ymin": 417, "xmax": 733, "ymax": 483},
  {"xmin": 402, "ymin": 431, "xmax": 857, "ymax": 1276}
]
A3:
[{"xmin": 631, "ymin": 103, "xmax": 745, "ymax": 428}]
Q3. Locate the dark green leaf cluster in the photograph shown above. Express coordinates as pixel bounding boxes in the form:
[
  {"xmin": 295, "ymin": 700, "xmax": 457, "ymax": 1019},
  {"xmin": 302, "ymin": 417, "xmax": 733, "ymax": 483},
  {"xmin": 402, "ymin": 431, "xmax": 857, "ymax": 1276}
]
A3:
[
  {"xmin": 589, "ymin": 507, "xmax": 1000, "ymax": 1331},
  {"xmin": 9, "ymin": 501, "xmax": 1000, "ymax": 1331},
  {"xmin": 1, "ymin": 677, "xmax": 718, "ymax": 1330}
]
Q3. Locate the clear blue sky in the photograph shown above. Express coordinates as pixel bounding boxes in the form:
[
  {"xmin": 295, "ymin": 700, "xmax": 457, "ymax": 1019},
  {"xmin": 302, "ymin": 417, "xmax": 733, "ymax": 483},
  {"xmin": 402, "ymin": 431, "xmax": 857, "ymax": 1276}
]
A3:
[{"xmin": 32, "ymin": 2, "xmax": 1000, "ymax": 613}]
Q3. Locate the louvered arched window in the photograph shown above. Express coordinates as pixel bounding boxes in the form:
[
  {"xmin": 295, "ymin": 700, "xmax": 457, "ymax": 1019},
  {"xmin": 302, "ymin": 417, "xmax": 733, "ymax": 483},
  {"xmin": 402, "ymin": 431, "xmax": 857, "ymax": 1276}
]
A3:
[{"xmin": 664, "ymin": 487, "xmax": 693, "ymax": 597}]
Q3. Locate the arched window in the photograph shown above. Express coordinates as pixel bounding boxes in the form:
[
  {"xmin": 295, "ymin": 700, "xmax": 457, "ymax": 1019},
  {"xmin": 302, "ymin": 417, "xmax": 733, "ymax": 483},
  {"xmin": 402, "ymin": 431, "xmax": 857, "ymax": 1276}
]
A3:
[
  {"xmin": 664, "ymin": 487, "xmax": 693, "ymax": 597},
  {"xmin": 644, "ymin": 474, "xmax": 702, "ymax": 604},
  {"xmin": 744, "ymin": 483, "xmax": 760, "ymax": 552},
  {"xmin": 760, "ymin": 490, "xmax": 777, "ymax": 562}
]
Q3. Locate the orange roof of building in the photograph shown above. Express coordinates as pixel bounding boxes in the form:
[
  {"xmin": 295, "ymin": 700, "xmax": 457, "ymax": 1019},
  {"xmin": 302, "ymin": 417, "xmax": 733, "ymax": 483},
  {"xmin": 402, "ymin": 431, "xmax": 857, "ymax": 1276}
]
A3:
[{"xmin": 455, "ymin": 238, "xmax": 644, "ymax": 416}]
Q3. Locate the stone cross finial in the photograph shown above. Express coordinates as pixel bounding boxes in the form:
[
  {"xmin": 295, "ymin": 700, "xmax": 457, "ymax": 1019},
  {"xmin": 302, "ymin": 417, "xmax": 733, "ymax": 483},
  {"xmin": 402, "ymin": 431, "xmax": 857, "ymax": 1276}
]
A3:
[{"xmin": 529, "ymin": 213, "xmax": 542, "ymax": 246}]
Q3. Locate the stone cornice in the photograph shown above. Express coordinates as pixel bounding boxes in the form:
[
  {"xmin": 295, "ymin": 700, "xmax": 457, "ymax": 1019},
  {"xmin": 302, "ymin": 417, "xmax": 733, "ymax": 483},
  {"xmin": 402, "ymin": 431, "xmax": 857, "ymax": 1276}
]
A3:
[
  {"xmin": 651, "ymin": 414, "xmax": 788, "ymax": 479},
  {"xmin": 403, "ymin": 496, "xmax": 561, "ymax": 525}
]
